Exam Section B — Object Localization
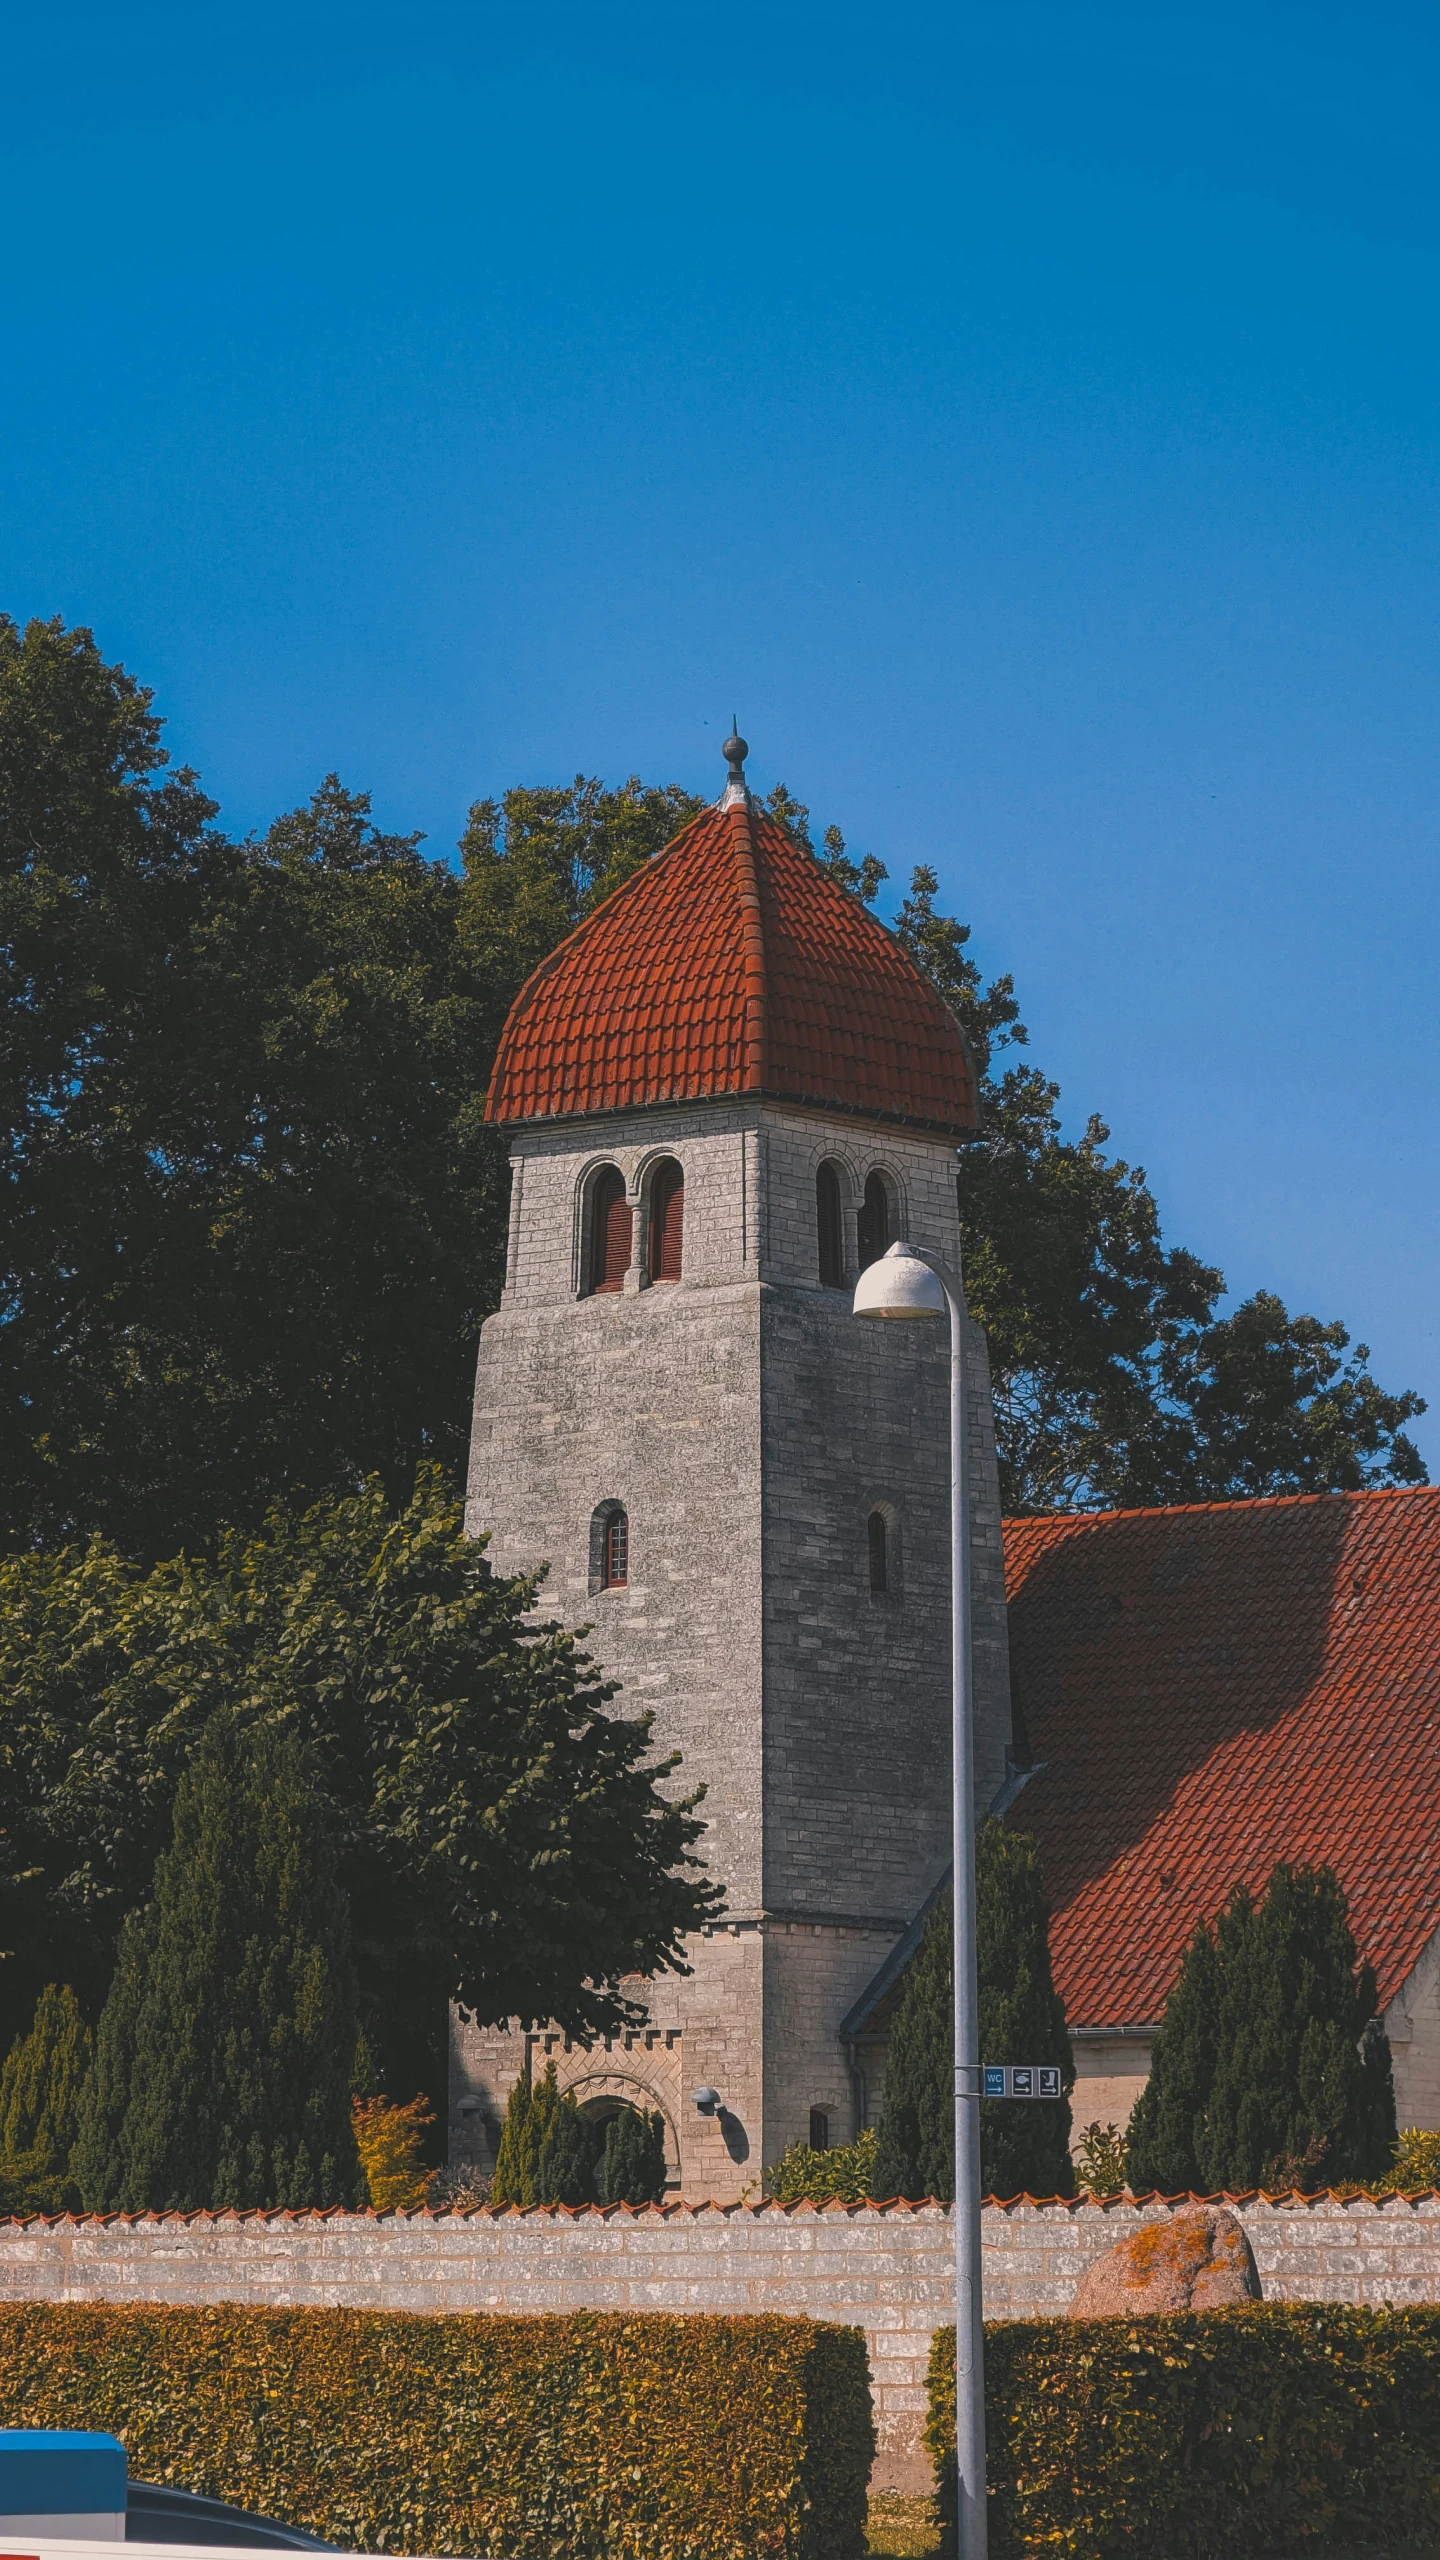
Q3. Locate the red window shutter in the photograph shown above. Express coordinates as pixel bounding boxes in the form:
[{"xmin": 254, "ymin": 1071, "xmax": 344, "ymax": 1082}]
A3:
[
  {"xmin": 591, "ymin": 1170, "xmax": 632, "ymax": 1292},
  {"xmin": 648, "ymin": 1161, "xmax": 684, "ymax": 1282}
]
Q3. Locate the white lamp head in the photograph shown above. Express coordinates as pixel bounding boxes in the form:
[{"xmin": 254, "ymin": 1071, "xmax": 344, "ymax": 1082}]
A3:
[{"xmin": 852, "ymin": 1239, "xmax": 947, "ymax": 1320}]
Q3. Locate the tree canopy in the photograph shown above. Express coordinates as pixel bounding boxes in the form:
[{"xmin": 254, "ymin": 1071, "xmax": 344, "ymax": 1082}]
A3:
[
  {"xmin": 1, "ymin": 612, "xmax": 1424, "ymax": 1552},
  {"xmin": 0, "ymin": 1472, "xmax": 718, "ymax": 2083}
]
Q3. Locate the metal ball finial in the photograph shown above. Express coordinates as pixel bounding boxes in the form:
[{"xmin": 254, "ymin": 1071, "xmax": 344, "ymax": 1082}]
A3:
[{"xmin": 723, "ymin": 720, "xmax": 748, "ymax": 773}]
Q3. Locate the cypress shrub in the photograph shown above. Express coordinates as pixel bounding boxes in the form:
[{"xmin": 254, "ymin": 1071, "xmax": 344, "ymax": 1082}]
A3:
[
  {"xmin": 71, "ymin": 1714, "xmax": 360, "ymax": 2211},
  {"xmin": 874, "ymin": 1824, "xmax": 1074, "ymax": 2200},
  {"xmin": 536, "ymin": 2089, "xmax": 603, "ymax": 2206},
  {"xmin": 0, "ymin": 2302, "xmax": 874, "ymax": 2560},
  {"xmin": 872, "ymin": 1897, "xmax": 953, "ymax": 2201},
  {"xmin": 351, "ymin": 2096, "xmax": 436, "ymax": 2211},
  {"xmin": 1127, "ymin": 1862, "xmax": 1397, "ymax": 2193},
  {"xmin": 0, "ymin": 1984, "xmax": 91, "ymax": 2214},
  {"xmin": 600, "ymin": 2107, "xmax": 667, "ymax": 2205}
]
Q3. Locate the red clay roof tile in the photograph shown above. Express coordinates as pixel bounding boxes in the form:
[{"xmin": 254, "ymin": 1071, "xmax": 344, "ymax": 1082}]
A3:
[
  {"xmin": 1002, "ymin": 1488, "xmax": 1440, "ymax": 2026},
  {"xmin": 486, "ymin": 798, "xmax": 978, "ymax": 1132}
]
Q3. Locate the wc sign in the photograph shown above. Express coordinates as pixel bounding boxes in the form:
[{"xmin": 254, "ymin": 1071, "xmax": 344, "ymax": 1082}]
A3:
[{"xmin": 984, "ymin": 2065, "xmax": 1063, "ymax": 2099}]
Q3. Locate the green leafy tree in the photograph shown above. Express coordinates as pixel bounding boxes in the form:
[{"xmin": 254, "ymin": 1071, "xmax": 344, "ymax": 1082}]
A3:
[
  {"xmin": 0, "ymin": 1983, "xmax": 92, "ymax": 2213},
  {"xmin": 0, "ymin": 1474, "xmax": 719, "ymax": 2090},
  {"xmin": 0, "ymin": 612, "xmax": 507, "ymax": 1560},
  {"xmin": 71, "ymin": 1714, "xmax": 360, "ymax": 2211},
  {"xmin": 599, "ymin": 2106, "xmax": 667, "ymax": 2205},
  {"xmin": 1126, "ymin": 1863, "xmax": 1395, "ymax": 2195},
  {"xmin": 1124, "ymin": 1920, "xmax": 1222, "ymax": 2193},
  {"xmin": 873, "ymin": 1827, "xmax": 1074, "ymax": 2200}
]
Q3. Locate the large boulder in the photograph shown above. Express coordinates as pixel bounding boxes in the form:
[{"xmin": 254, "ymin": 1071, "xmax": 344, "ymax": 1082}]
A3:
[{"xmin": 1068, "ymin": 2204, "xmax": 1262, "ymax": 2317}]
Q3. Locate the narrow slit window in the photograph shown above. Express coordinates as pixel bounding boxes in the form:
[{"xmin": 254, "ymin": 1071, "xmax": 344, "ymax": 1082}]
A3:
[
  {"xmin": 868, "ymin": 1510, "xmax": 888, "ymax": 1595},
  {"xmin": 604, "ymin": 1508, "xmax": 629, "ymax": 1588},
  {"xmin": 809, "ymin": 2109, "xmax": 830, "ymax": 2151},
  {"xmin": 816, "ymin": 1162, "xmax": 844, "ymax": 1288},
  {"xmin": 857, "ymin": 1171, "xmax": 890, "ymax": 1270},
  {"xmin": 589, "ymin": 1167, "xmax": 632, "ymax": 1294},
  {"xmin": 647, "ymin": 1159, "xmax": 684, "ymax": 1281}
]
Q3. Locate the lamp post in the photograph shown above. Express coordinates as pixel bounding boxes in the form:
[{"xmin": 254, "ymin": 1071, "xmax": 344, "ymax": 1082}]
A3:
[{"xmin": 853, "ymin": 1238, "xmax": 986, "ymax": 2560}]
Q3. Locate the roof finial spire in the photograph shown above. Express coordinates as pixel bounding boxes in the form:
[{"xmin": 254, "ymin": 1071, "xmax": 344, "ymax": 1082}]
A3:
[{"xmin": 720, "ymin": 718, "xmax": 749, "ymax": 808}]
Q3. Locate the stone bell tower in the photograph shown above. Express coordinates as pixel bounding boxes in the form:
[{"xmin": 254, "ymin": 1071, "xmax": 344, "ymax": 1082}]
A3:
[{"xmin": 450, "ymin": 732, "xmax": 1013, "ymax": 2199}]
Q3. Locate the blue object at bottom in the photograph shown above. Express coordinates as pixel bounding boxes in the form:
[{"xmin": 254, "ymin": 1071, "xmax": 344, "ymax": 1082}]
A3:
[{"xmin": 0, "ymin": 2429, "xmax": 128, "ymax": 2515}]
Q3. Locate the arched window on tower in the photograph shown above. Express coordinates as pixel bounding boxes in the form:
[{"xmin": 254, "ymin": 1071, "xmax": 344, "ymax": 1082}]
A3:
[
  {"xmin": 868, "ymin": 1509, "xmax": 889, "ymax": 1595},
  {"xmin": 816, "ymin": 1161, "xmax": 844, "ymax": 1288},
  {"xmin": 857, "ymin": 1170, "xmax": 892, "ymax": 1270},
  {"xmin": 587, "ymin": 1167, "xmax": 632, "ymax": 1294},
  {"xmin": 647, "ymin": 1158, "xmax": 684, "ymax": 1282},
  {"xmin": 590, "ymin": 1501, "xmax": 630, "ymax": 1591}
]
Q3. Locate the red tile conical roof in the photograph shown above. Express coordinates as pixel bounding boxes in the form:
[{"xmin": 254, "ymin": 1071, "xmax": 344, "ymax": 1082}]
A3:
[{"xmin": 485, "ymin": 796, "xmax": 978, "ymax": 1132}]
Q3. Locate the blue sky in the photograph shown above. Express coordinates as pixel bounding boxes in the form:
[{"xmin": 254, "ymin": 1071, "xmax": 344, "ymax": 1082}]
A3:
[{"xmin": 6, "ymin": 3, "xmax": 1439, "ymax": 1463}]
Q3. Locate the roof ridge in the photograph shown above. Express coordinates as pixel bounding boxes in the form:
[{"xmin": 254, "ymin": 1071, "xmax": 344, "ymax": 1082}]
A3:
[
  {"xmin": 728, "ymin": 800, "xmax": 769, "ymax": 1094},
  {"xmin": 1004, "ymin": 1483, "xmax": 1440, "ymax": 1533}
]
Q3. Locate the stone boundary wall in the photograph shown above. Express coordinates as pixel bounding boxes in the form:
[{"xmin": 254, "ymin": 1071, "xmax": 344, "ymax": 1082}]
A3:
[{"xmin": 3, "ymin": 2195, "xmax": 1439, "ymax": 2494}]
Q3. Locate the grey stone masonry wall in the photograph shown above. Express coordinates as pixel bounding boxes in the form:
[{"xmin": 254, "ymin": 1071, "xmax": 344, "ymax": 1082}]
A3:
[
  {"xmin": 4, "ymin": 2195, "xmax": 1439, "ymax": 2496},
  {"xmin": 458, "ymin": 1094, "xmax": 1013, "ymax": 2195}
]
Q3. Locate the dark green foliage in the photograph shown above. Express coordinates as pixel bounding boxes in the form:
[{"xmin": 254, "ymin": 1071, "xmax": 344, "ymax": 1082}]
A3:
[
  {"xmin": 1126, "ymin": 1862, "xmax": 1396, "ymax": 2194},
  {"xmin": 873, "ymin": 1828, "xmax": 1074, "ymax": 2202},
  {"xmin": 600, "ymin": 2106, "xmax": 667, "ymax": 2205},
  {"xmin": 536, "ymin": 2088, "xmax": 603, "ymax": 2207},
  {"xmin": 0, "ymin": 1984, "xmax": 92, "ymax": 2214},
  {"xmin": 975, "ymin": 1822, "xmax": 1074, "ymax": 2197},
  {"xmin": 0, "ymin": 1474, "xmax": 717, "ymax": 2083},
  {"xmin": 928, "ymin": 2302, "xmax": 1440, "ymax": 2559},
  {"xmin": 766, "ymin": 2128, "xmax": 880, "ymax": 2203},
  {"xmin": 872, "ymin": 1897, "xmax": 955, "ymax": 2202},
  {"xmin": 490, "ymin": 2069, "xmax": 541, "ymax": 2206},
  {"xmin": 1124, "ymin": 1917, "xmax": 1221, "ymax": 2192},
  {"xmin": 0, "ymin": 611, "xmax": 509, "ymax": 1563},
  {"xmin": 0, "ymin": 2303, "xmax": 875, "ymax": 2560},
  {"xmin": 4, "ymin": 613, "xmax": 1419, "ymax": 1556},
  {"xmin": 71, "ymin": 1714, "xmax": 361, "ymax": 2211}
]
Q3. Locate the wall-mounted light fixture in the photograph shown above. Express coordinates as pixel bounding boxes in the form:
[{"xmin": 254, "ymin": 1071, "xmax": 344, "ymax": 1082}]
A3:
[{"xmin": 691, "ymin": 2086, "xmax": 722, "ymax": 2115}]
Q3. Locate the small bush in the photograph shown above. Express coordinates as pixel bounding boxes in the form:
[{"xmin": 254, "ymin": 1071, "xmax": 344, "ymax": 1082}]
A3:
[
  {"xmin": 0, "ymin": 2302, "xmax": 874, "ymax": 2560},
  {"xmin": 351, "ymin": 2095, "xmax": 436, "ymax": 2211},
  {"xmin": 767, "ymin": 2129, "xmax": 880, "ymax": 2204},
  {"xmin": 927, "ymin": 2302, "xmax": 1440, "ymax": 2557},
  {"xmin": 1376, "ymin": 2126, "xmax": 1440, "ymax": 2193},
  {"xmin": 1072, "ymin": 2121, "xmax": 1128, "ymax": 2195}
]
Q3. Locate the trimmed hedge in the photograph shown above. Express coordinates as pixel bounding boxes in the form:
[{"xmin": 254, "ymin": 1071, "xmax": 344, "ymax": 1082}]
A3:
[
  {"xmin": 927, "ymin": 2304, "xmax": 1440, "ymax": 2556},
  {"xmin": 0, "ymin": 2303, "xmax": 874, "ymax": 2560}
]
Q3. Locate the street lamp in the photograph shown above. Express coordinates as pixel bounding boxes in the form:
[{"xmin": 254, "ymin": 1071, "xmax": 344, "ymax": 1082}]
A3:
[{"xmin": 853, "ymin": 1239, "xmax": 987, "ymax": 2560}]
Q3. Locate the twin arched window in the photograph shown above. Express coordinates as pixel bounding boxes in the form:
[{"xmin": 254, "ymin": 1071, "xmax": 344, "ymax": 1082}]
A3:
[
  {"xmin": 585, "ymin": 1160, "xmax": 683, "ymax": 1295},
  {"xmin": 817, "ymin": 1163, "xmax": 895, "ymax": 1284}
]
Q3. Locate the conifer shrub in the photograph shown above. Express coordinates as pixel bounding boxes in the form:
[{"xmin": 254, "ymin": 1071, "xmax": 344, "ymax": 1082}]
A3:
[
  {"xmin": 0, "ymin": 1985, "xmax": 91, "ymax": 2215},
  {"xmin": 0, "ymin": 2302, "xmax": 874, "ymax": 2560},
  {"xmin": 927, "ymin": 2302, "xmax": 1440, "ymax": 2557},
  {"xmin": 71, "ymin": 1714, "xmax": 360, "ymax": 2212},
  {"xmin": 1126, "ymin": 1861, "xmax": 1396, "ymax": 2193},
  {"xmin": 874, "ymin": 1826, "xmax": 1074, "ymax": 2201},
  {"xmin": 490, "ymin": 2067, "xmax": 666, "ymax": 2207}
]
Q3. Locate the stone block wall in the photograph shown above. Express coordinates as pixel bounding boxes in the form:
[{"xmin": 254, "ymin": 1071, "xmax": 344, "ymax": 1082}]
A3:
[{"xmin": 5, "ymin": 2195, "xmax": 1439, "ymax": 2496}]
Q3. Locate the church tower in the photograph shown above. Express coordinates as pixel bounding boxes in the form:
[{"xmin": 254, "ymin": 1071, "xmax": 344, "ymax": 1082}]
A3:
[{"xmin": 450, "ymin": 734, "xmax": 1013, "ymax": 2200}]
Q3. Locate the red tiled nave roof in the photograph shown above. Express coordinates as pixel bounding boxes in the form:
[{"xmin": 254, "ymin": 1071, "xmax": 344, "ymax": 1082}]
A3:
[
  {"xmin": 1002, "ymin": 1487, "xmax": 1440, "ymax": 2028},
  {"xmin": 485, "ymin": 796, "xmax": 978, "ymax": 1133}
]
